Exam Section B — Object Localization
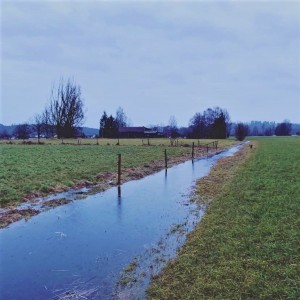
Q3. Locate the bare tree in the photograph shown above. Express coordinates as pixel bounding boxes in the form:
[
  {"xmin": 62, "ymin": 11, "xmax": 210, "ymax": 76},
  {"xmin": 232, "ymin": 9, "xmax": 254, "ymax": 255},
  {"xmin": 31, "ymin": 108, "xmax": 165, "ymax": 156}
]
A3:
[
  {"xmin": 115, "ymin": 107, "xmax": 128, "ymax": 128},
  {"xmin": 42, "ymin": 107, "xmax": 55, "ymax": 138},
  {"xmin": 168, "ymin": 115, "xmax": 178, "ymax": 138},
  {"xmin": 47, "ymin": 78, "xmax": 85, "ymax": 138},
  {"xmin": 33, "ymin": 113, "xmax": 43, "ymax": 143},
  {"xmin": 13, "ymin": 123, "xmax": 31, "ymax": 140}
]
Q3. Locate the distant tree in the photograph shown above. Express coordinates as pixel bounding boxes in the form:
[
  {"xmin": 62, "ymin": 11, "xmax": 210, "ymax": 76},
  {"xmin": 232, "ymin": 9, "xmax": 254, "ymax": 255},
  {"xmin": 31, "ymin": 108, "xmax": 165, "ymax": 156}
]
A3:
[
  {"xmin": 211, "ymin": 107, "xmax": 230, "ymax": 139},
  {"xmin": 13, "ymin": 123, "xmax": 31, "ymax": 140},
  {"xmin": 292, "ymin": 124, "xmax": 300, "ymax": 135},
  {"xmin": 178, "ymin": 126, "xmax": 191, "ymax": 138},
  {"xmin": 189, "ymin": 113, "xmax": 206, "ymax": 138},
  {"xmin": 264, "ymin": 124, "xmax": 275, "ymax": 136},
  {"xmin": 99, "ymin": 112, "xmax": 118, "ymax": 138},
  {"xmin": 223, "ymin": 110, "xmax": 231, "ymax": 137},
  {"xmin": 235, "ymin": 123, "xmax": 249, "ymax": 141},
  {"xmin": 0, "ymin": 129, "xmax": 11, "ymax": 140},
  {"xmin": 189, "ymin": 107, "xmax": 230, "ymax": 139},
  {"xmin": 211, "ymin": 112, "xmax": 226, "ymax": 139},
  {"xmin": 33, "ymin": 113, "xmax": 43, "ymax": 143},
  {"xmin": 247, "ymin": 121, "xmax": 276, "ymax": 136},
  {"xmin": 115, "ymin": 107, "xmax": 128, "ymax": 128},
  {"xmin": 275, "ymin": 120, "xmax": 292, "ymax": 136},
  {"xmin": 47, "ymin": 78, "xmax": 85, "ymax": 138},
  {"xmin": 261, "ymin": 121, "xmax": 275, "ymax": 136},
  {"xmin": 251, "ymin": 126, "xmax": 259, "ymax": 136},
  {"xmin": 168, "ymin": 116, "xmax": 179, "ymax": 138},
  {"xmin": 42, "ymin": 108, "xmax": 53, "ymax": 138},
  {"xmin": 99, "ymin": 111, "xmax": 108, "ymax": 138},
  {"xmin": 106, "ymin": 115, "xmax": 118, "ymax": 138}
]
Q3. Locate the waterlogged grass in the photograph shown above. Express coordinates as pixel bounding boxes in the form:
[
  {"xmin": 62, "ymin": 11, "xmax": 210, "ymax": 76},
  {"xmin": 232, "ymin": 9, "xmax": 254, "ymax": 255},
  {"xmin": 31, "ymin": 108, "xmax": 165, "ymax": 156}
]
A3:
[
  {"xmin": 148, "ymin": 137, "xmax": 300, "ymax": 299},
  {"xmin": 0, "ymin": 138, "xmax": 235, "ymax": 207}
]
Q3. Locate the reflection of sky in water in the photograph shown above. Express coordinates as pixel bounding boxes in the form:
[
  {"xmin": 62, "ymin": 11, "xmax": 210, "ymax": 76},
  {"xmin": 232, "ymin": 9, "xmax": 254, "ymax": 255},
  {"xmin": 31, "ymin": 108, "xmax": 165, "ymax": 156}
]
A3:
[{"xmin": 0, "ymin": 145, "xmax": 242, "ymax": 299}]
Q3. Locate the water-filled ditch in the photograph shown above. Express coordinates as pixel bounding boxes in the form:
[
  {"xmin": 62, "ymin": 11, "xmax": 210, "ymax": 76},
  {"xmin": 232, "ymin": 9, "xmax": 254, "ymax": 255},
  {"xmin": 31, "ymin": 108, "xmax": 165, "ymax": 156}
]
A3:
[{"xmin": 0, "ymin": 144, "xmax": 243, "ymax": 299}]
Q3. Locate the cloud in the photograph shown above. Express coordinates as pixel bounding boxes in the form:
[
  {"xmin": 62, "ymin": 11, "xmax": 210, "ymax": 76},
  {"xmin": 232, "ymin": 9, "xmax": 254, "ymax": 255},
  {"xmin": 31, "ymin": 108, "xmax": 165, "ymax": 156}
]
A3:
[{"xmin": 1, "ymin": 1, "xmax": 299, "ymax": 126}]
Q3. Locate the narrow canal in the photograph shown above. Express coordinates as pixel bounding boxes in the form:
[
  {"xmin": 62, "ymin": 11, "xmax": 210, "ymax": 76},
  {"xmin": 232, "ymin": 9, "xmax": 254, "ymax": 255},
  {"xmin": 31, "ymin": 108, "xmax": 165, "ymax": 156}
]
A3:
[{"xmin": 0, "ymin": 145, "xmax": 243, "ymax": 299}]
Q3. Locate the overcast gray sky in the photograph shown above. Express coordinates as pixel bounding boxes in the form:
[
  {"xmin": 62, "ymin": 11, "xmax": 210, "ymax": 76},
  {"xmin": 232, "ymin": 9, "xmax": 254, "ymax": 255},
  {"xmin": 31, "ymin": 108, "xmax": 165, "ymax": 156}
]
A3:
[{"xmin": 1, "ymin": 0, "xmax": 300, "ymax": 128}]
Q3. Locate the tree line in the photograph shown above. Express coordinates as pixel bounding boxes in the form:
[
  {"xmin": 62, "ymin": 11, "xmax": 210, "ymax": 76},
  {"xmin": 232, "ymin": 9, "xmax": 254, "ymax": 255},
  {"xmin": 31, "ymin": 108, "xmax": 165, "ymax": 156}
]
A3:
[
  {"xmin": 242, "ymin": 120, "xmax": 294, "ymax": 136},
  {"xmin": 97, "ymin": 107, "xmax": 232, "ymax": 139},
  {"xmin": 188, "ymin": 107, "xmax": 231, "ymax": 139},
  {"xmin": 1, "ymin": 77, "xmax": 298, "ymax": 141}
]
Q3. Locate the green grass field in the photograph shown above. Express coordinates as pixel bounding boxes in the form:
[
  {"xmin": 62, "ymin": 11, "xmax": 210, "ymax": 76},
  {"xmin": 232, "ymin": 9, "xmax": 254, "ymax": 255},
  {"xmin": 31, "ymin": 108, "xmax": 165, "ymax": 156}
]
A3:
[
  {"xmin": 0, "ymin": 138, "xmax": 235, "ymax": 207},
  {"xmin": 148, "ymin": 137, "xmax": 300, "ymax": 299}
]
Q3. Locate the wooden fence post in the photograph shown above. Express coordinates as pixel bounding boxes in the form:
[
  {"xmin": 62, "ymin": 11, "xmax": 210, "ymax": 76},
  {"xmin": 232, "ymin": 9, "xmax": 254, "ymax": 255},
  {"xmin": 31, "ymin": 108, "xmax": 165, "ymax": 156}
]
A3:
[
  {"xmin": 206, "ymin": 144, "xmax": 209, "ymax": 153},
  {"xmin": 215, "ymin": 141, "xmax": 218, "ymax": 152},
  {"xmin": 148, "ymin": 138, "xmax": 150, "ymax": 146},
  {"xmin": 117, "ymin": 154, "xmax": 121, "ymax": 185},
  {"xmin": 164, "ymin": 149, "xmax": 168, "ymax": 169},
  {"xmin": 192, "ymin": 142, "xmax": 195, "ymax": 159}
]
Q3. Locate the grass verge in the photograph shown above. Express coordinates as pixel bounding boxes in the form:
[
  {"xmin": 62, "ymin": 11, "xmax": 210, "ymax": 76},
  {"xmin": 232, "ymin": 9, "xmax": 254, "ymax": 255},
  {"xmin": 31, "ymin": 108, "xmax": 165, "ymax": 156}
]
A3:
[{"xmin": 148, "ymin": 137, "xmax": 300, "ymax": 299}]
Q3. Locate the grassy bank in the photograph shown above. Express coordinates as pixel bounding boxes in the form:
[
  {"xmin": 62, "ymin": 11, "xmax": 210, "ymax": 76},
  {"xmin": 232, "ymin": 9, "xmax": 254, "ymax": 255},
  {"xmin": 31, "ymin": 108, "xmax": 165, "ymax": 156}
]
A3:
[
  {"xmin": 0, "ymin": 138, "xmax": 235, "ymax": 207},
  {"xmin": 148, "ymin": 137, "xmax": 300, "ymax": 299}
]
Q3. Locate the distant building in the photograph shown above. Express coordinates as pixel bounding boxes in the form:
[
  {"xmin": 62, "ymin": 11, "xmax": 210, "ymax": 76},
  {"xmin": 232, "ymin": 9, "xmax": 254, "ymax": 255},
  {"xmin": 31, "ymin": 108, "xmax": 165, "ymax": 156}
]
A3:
[{"xmin": 118, "ymin": 127, "xmax": 161, "ymax": 138}]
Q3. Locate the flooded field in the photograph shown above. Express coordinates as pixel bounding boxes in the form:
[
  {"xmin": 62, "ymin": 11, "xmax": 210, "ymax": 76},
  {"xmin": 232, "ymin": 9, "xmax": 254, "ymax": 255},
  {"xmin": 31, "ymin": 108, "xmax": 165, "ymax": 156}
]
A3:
[{"xmin": 0, "ymin": 145, "xmax": 243, "ymax": 299}]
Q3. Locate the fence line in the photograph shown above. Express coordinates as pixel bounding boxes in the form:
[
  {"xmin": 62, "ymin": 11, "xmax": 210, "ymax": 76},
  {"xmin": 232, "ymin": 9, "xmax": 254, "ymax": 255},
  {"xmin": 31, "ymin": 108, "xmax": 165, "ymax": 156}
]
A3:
[{"xmin": 115, "ymin": 140, "xmax": 220, "ymax": 190}]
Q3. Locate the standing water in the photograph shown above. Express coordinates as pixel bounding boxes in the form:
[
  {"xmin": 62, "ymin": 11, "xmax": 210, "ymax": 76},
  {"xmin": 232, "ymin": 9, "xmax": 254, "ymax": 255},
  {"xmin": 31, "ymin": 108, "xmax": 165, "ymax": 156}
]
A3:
[{"xmin": 0, "ymin": 145, "xmax": 243, "ymax": 299}]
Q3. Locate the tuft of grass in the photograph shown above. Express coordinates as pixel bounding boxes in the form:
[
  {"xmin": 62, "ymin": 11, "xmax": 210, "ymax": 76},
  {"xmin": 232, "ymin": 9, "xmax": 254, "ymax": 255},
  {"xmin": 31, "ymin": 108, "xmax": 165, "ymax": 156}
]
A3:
[
  {"xmin": 119, "ymin": 276, "xmax": 138, "ymax": 287},
  {"xmin": 124, "ymin": 259, "xmax": 139, "ymax": 273},
  {"xmin": 148, "ymin": 137, "xmax": 300, "ymax": 299},
  {"xmin": 119, "ymin": 257, "xmax": 140, "ymax": 287}
]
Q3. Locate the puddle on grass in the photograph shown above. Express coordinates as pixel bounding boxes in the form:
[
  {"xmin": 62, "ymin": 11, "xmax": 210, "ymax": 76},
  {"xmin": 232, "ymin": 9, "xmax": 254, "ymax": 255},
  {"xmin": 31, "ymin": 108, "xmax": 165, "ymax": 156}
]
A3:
[{"xmin": 0, "ymin": 144, "xmax": 243, "ymax": 300}]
